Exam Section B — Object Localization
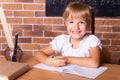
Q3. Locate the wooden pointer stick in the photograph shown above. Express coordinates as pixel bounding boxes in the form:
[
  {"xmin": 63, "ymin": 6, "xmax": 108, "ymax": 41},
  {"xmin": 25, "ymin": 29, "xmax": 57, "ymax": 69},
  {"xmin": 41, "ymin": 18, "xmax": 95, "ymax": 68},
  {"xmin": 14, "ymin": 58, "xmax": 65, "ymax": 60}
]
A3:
[
  {"xmin": 8, "ymin": 24, "xmax": 13, "ymax": 41},
  {"xmin": 0, "ymin": 6, "xmax": 14, "ymax": 50}
]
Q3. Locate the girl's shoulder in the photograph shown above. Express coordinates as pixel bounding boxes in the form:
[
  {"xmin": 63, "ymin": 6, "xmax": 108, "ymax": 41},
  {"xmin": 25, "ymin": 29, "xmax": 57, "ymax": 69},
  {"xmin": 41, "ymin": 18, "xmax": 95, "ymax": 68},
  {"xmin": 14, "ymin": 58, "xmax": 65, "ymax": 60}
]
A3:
[
  {"xmin": 85, "ymin": 33, "xmax": 100, "ymax": 41},
  {"xmin": 84, "ymin": 34, "xmax": 102, "ymax": 50}
]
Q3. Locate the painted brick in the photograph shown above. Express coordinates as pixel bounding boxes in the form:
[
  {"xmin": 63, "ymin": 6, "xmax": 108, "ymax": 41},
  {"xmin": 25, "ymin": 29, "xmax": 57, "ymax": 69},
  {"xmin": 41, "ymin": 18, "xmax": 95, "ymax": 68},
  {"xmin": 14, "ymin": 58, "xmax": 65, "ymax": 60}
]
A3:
[
  {"xmin": 95, "ymin": 19, "xmax": 104, "ymax": 25},
  {"xmin": 5, "ymin": 11, "xmax": 12, "ymax": 16},
  {"xmin": 44, "ymin": 31, "xmax": 62, "ymax": 37},
  {"xmin": 44, "ymin": 18, "xmax": 63, "ymax": 24},
  {"xmin": 7, "ymin": 18, "xmax": 22, "ymax": 23},
  {"xmin": 2, "ymin": 4, "xmax": 22, "ymax": 10},
  {"xmin": 0, "ymin": 38, "xmax": 6, "ymax": 43},
  {"xmin": 23, "ymin": 4, "xmax": 45, "ymax": 10},
  {"xmin": 22, "ymin": 44, "xmax": 40, "ymax": 50},
  {"xmin": 104, "ymin": 19, "xmax": 120, "ymax": 25},
  {"xmin": 34, "ymin": 25, "xmax": 52, "ymax": 31},
  {"xmin": 112, "ymin": 26, "xmax": 120, "ymax": 32},
  {"xmin": 95, "ymin": 26, "xmax": 112, "ymax": 32},
  {"xmin": 103, "ymin": 33, "xmax": 120, "ymax": 39},
  {"xmin": 95, "ymin": 33, "xmax": 103, "ymax": 38},
  {"xmin": 52, "ymin": 25, "xmax": 66, "ymax": 31},
  {"xmin": 19, "ymin": 38, "xmax": 32, "ymax": 43},
  {"xmin": 111, "ymin": 40, "xmax": 120, "ymax": 45},
  {"xmin": 101, "ymin": 40, "xmax": 110, "ymax": 45},
  {"xmin": 33, "ymin": 38, "xmax": 52, "ymax": 44},
  {"xmin": 13, "ymin": 25, "xmax": 32, "ymax": 31},
  {"xmin": 12, "ymin": 30, "xmax": 22, "ymax": 36},
  {"xmin": 14, "ymin": 11, "xmax": 34, "ymax": 17},
  {"xmin": 23, "ymin": 18, "xmax": 43, "ymax": 24},
  {"xmin": 35, "ymin": 11, "xmax": 45, "ymax": 17},
  {"xmin": 0, "ymin": 50, "xmax": 4, "ymax": 55},
  {"xmin": 23, "ymin": 30, "xmax": 43, "ymax": 37},
  {"xmin": 112, "ymin": 46, "xmax": 120, "ymax": 51}
]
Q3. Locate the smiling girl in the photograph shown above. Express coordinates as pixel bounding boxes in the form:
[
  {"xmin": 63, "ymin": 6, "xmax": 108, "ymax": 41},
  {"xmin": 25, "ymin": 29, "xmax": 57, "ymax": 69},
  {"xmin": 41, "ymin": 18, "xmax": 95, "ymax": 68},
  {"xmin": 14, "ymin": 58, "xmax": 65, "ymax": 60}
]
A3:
[{"xmin": 35, "ymin": 2, "xmax": 102, "ymax": 68}]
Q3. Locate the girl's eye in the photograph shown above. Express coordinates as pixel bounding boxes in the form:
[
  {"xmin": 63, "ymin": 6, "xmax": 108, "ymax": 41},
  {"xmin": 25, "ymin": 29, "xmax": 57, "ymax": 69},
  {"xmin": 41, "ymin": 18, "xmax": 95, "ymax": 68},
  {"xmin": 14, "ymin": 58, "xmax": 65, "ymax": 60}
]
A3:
[
  {"xmin": 69, "ymin": 21, "xmax": 73, "ymax": 23},
  {"xmin": 79, "ymin": 21, "xmax": 85, "ymax": 24}
]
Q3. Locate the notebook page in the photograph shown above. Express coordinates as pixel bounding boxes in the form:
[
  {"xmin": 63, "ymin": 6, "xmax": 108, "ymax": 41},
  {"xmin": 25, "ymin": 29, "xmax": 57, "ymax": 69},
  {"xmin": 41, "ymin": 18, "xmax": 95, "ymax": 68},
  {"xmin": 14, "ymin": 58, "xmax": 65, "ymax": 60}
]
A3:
[
  {"xmin": 62, "ymin": 64, "xmax": 108, "ymax": 79},
  {"xmin": 34, "ymin": 63, "xmax": 64, "ymax": 72},
  {"xmin": 34, "ymin": 63, "xmax": 107, "ymax": 79}
]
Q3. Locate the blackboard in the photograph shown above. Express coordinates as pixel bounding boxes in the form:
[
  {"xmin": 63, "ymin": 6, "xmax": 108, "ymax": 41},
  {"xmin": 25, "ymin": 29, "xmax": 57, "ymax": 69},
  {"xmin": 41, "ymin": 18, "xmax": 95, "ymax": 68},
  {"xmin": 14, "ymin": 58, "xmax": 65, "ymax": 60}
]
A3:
[{"xmin": 46, "ymin": 0, "xmax": 120, "ymax": 17}]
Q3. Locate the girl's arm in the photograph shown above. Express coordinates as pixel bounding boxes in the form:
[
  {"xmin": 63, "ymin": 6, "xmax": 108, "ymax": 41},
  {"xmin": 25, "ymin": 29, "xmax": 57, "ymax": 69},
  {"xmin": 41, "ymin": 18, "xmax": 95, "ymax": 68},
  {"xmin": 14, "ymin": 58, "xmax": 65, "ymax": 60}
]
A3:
[
  {"xmin": 34, "ymin": 45, "xmax": 67, "ymax": 67},
  {"xmin": 65, "ymin": 46, "xmax": 101, "ymax": 68}
]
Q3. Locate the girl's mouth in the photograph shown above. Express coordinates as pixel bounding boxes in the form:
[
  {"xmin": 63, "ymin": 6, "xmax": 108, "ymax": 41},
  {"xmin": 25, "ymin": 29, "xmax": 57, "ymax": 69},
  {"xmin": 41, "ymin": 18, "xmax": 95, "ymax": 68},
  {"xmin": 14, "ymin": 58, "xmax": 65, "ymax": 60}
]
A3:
[{"xmin": 72, "ymin": 30, "xmax": 81, "ymax": 34}]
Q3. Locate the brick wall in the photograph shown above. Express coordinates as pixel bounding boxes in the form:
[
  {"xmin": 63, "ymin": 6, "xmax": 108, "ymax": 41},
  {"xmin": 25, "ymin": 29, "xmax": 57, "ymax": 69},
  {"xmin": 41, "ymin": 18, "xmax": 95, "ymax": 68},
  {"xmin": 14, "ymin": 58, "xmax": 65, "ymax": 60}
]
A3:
[{"xmin": 0, "ymin": 0, "xmax": 120, "ymax": 64}]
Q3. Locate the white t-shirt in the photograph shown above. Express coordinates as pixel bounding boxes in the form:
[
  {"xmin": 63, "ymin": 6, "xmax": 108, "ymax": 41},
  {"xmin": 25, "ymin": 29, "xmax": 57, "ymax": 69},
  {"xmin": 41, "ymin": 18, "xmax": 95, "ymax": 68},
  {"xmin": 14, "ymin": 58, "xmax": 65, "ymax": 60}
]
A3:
[{"xmin": 50, "ymin": 34, "xmax": 102, "ymax": 57}]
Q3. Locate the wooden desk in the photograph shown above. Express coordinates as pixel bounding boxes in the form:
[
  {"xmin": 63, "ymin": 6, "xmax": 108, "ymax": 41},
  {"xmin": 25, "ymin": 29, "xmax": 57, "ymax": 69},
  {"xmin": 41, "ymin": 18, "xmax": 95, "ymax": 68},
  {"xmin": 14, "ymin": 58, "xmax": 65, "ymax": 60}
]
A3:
[
  {"xmin": 17, "ymin": 55, "xmax": 120, "ymax": 80},
  {"xmin": 95, "ymin": 64, "xmax": 120, "ymax": 80},
  {"xmin": 17, "ymin": 64, "xmax": 120, "ymax": 80},
  {"xmin": 0, "ymin": 54, "xmax": 120, "ymax": 80}
]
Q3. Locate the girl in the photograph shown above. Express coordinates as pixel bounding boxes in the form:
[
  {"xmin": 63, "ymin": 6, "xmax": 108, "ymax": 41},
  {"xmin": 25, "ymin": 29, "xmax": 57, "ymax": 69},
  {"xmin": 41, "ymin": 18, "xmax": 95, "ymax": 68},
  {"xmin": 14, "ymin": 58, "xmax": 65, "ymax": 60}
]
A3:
[{"xmin": 35, "ymin": 2, "xmax": 102, "ymax": 68}]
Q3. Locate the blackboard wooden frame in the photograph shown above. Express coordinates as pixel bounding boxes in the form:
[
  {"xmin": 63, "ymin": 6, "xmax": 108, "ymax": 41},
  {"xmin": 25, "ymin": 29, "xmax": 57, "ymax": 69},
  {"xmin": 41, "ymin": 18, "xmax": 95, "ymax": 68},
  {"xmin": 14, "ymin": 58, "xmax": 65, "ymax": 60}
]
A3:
[{"xmin": 46, "ymin": 0, "xmax": 120, "ymax": 17}]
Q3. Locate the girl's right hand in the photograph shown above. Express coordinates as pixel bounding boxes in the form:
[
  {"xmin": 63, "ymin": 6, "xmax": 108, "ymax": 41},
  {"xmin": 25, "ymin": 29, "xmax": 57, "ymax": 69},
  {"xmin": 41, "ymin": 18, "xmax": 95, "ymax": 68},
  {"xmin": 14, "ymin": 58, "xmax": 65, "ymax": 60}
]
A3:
[{"xmin": 45, "ymin": 56, "xmax": 67, "ymax": 67}]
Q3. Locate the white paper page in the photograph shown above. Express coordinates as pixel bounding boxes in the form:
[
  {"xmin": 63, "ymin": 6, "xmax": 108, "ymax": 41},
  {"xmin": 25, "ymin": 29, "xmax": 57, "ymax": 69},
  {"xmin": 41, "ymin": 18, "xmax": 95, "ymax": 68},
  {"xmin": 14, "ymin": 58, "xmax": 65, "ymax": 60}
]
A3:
[
  {"xmin": 34, "ymin": 63, "xmax": 107, "ymax": 79},
  {"xmin": 34, "ymin": 63, "xmax": 65, "ymax": 72},
  {"xmin": 62, "ymin": 64, "xmax": 108, "ymax": 79}
]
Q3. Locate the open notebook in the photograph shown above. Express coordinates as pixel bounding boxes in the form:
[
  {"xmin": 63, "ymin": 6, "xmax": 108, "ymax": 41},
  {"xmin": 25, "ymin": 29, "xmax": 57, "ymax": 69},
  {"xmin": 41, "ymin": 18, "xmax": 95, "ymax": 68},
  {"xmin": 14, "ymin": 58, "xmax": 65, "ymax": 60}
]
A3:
[{"xmin": 34, "ymin": 63, "xmax": 107, "ymax": 79}]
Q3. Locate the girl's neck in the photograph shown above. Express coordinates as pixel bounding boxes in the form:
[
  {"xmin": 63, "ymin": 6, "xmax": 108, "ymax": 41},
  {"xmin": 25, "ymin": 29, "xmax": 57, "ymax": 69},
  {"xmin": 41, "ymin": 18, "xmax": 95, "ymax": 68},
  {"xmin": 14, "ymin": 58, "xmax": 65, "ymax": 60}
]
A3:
[
  {"xmin": 70, "ymin": 37, "xmax": 81, "ymax": 49},
  {"xmin": 70, "ymin": 37, "xmax": 81, "ymax": 43},
  {"xmin": 69, "ymin": 33, "xmax": 87, "ymax": 49}
]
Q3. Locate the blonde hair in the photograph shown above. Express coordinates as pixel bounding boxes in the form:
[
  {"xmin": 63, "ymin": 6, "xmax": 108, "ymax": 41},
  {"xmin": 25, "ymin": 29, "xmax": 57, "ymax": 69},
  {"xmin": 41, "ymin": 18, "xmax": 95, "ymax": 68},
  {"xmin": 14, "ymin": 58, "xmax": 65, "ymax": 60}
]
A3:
[{"xmin": 63, "ymin": 2, "xmax": 92, "ymax": 26}]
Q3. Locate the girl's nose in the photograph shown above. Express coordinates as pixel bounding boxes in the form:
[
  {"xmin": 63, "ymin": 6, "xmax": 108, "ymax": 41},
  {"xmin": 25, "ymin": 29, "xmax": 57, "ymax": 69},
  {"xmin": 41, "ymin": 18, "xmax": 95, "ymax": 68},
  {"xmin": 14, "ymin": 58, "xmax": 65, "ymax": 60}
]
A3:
[{"xmin": 74, "ymin": 23, "xmax": 79, "ymax": 29}]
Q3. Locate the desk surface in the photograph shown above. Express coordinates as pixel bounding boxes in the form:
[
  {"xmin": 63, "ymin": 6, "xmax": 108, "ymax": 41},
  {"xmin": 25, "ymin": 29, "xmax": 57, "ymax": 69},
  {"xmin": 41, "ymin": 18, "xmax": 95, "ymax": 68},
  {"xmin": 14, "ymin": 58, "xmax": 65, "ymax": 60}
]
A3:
[
  {"xmin": 0, "ymin": 54, "xmax": 120, "ymax": 80},
  {"xmin": 17, "ymin": 64, "xmax": 120, "ymax": 80},
  {"xmin": 18, "ymin": 55, "xmax": 120, "ymax": 80}
]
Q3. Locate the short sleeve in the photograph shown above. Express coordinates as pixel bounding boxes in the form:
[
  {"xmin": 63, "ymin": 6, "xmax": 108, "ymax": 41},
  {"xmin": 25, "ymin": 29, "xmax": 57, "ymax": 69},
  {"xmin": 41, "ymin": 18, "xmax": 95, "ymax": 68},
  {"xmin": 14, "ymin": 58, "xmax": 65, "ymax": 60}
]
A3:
[
  {"xmin": 87, "ymin": 35, "xmax": 102, "ymax": 50},
  {"xmin": 49, "ymin": 35, "xmax": 67, "ymax": 53}
]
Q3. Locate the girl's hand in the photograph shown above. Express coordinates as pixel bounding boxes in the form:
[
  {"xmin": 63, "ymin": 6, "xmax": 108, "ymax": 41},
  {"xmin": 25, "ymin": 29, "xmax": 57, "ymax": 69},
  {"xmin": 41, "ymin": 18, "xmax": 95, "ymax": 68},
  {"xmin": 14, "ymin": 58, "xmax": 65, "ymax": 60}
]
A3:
[{"xmin": 45, "ymin": 56, "xmax": 67, "ymax": 67}]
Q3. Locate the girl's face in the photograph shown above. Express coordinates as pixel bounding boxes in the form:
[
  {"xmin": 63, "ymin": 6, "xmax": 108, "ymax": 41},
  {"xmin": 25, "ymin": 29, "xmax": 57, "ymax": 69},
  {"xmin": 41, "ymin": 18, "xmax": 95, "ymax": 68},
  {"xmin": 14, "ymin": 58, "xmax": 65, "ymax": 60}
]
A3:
[{"xmin": 65, "ymin": 16, "xmax": 87, "ymax": 40}]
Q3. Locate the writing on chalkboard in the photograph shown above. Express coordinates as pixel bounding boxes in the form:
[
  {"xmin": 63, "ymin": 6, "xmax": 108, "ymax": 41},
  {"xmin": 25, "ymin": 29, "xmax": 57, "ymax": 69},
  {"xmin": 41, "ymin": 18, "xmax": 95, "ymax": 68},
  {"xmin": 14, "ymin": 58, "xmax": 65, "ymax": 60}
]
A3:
[
  {"xmin": 99, "ymin": 0, "xmax": 120, "ymax": 6},
  {"xmin": 46, "ymin": 0, "xmax": 120, "ymax": 17},
  {"xmin": 47, "ymin": 0, "xmax": 120, "ymax": 6}
]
